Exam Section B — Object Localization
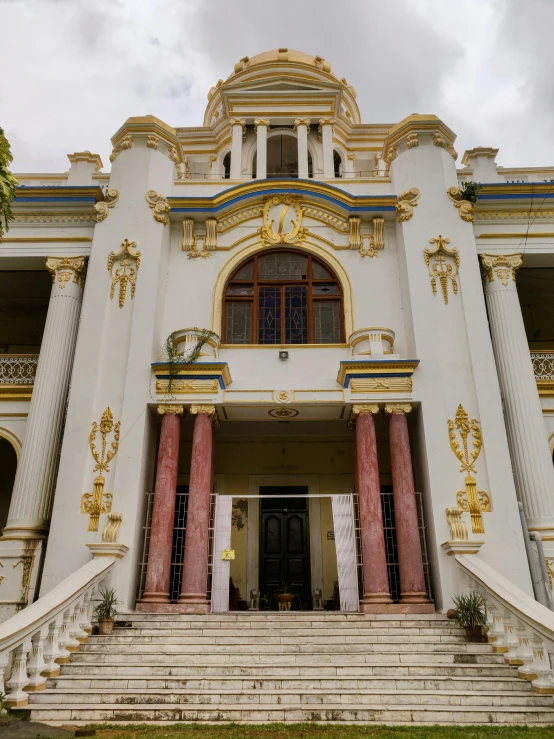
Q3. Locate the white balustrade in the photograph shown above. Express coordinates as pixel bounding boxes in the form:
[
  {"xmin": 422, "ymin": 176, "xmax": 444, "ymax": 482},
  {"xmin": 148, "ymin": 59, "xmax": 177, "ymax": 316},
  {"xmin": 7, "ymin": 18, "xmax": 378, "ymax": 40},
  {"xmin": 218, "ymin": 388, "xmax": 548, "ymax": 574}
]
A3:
[
  {"xmin": 457, "ymin": 554, "xmax": 554, "ymax": 696},
  {"xmin": 0, "ymin": 557, "xmax": 113, "ymax": 707}
]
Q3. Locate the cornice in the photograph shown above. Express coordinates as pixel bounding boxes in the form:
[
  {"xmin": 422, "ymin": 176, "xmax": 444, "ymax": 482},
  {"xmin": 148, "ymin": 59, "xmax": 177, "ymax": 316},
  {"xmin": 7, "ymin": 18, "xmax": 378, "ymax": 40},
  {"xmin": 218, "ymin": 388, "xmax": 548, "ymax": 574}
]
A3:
[
  {"xmin": 337, "ymin": 359, "xmax": 419, "ymax": 388},
  {"xmin": 13, "ymin": 185, "xmax": 105, "ymax": 204},
  {"xmin": 168, "ymin": 179, "xmax": 397, "ymax": 217}
]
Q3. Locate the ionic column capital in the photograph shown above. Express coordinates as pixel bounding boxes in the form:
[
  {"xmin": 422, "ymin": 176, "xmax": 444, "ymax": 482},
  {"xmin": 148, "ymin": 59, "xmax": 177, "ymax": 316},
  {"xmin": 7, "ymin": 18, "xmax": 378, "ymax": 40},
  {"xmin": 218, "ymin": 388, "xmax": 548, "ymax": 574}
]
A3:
[
  {"xmin": 45, "ymin": 257, "xmax": 86, "ymax": 289},
  {"xmin": 293, "ymin": 119, "xmax": 311, "ymax": 133},
  {"xmin": 318, "ymin": 117, "xmax": 336, "ymax": 132},
  {"xmin": 189, "ymin": 404, "xmax": 216, "ymax": 416},
  {"xmin": 352, "ymin": 404, "xmax": 380, "ymax": 417},
  {"xmin": 480, "ymin": 253, "xmax": 522, "ymax": 286},
  {"xmin": 385, "ymin": 403, "xmax": 412, "ymax": 416},
  {"xmin": 157, "ymin": 404, "xmax": 184, "ymax": 416},
  {"xmin": 254, "ymin": 119, "xmax": 270, "ymax": 131},
  {"xmin": 229, "ymin": 118, "xmax": 246, "ymax": 132}
]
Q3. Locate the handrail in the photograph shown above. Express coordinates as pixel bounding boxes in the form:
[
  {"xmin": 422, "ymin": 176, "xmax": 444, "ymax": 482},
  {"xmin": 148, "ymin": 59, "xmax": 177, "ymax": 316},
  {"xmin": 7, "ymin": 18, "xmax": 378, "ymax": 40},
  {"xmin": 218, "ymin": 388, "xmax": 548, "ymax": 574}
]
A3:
[
  {"xmin": 0, "ymin": 557, "xmax": 114, "ymax": 707},
  {"xmin": 457, "ymin": 554, "xmax": 554, "ymax": 695}
]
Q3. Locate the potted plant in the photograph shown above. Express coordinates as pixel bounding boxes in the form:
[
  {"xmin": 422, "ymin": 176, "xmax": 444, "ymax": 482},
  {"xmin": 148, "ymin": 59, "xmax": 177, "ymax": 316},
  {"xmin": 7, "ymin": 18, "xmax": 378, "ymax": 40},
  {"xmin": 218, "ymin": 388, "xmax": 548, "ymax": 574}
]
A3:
[
  {"xmin": 452, "ymin": 592, "xmax": 487, "ymax": 642},
  {"xmin": 93, "ymin": 587, "xmax": 120, "ymax": 635},
  {"xmin": 274, "ymin": 581, "xmax": 296, "ymax": 611}
]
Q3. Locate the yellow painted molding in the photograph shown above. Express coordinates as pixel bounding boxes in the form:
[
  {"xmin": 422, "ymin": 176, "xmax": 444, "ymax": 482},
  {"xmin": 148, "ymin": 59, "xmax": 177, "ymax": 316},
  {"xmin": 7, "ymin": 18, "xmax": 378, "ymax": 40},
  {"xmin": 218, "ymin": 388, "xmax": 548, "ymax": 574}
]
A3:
[{"xmin": 1, "ymin": 236, "xmax": 92, "ymax": 243}]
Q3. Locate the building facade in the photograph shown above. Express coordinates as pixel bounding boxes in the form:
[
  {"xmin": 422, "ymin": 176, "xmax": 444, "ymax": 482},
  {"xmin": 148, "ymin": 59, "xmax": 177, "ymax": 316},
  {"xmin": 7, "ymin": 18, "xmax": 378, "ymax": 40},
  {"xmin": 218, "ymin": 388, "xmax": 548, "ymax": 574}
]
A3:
[{"xmin": 1, "ymin": 49, "xmax": 554, "ymax": 622}]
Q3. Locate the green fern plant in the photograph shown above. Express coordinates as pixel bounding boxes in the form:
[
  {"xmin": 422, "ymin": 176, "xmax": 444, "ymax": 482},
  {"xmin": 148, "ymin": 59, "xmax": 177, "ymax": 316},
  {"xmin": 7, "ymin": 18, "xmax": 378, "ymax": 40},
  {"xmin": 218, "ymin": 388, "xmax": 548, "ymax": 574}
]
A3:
[
  {"xmin": 0, "ymin": 128, "xmax": 18, "ymax": 240},
  {"xmin": 93, "ymin": 587, "xmax": 120, "ymax": 622},
  {"xmin": 452, "ymin": 592, "xmax": 487, "ymax": 628}
]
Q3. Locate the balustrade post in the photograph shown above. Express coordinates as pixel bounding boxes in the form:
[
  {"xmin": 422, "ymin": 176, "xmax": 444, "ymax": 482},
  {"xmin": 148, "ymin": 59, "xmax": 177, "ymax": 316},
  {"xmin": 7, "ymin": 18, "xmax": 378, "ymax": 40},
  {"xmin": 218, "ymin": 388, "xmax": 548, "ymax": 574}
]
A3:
[
  {"xmin": 530, "ymin": 634, "xmax": 554, "ymax": 694},
  {"xmin": 515, "ymin": 620, "xmax": 536, "ymax": 679},
  {"xmin": 43, "ymin": 618, "xmax": 62, "ymax": 677},
  {"xmin": 26, "ymin": 628, "xmax": 47, "ymax": 692},
  {"xmin": 0, "ymin": 652, "xmax": 8, "ymax": 702},
  {"xmin": 489, "ymin": 605, "xmax": 508, "ymax": 653},
  {"xmin": 79, "ymin": 589, "xmax": 94, "ymax": 636},
  {"xmin": 501, "ymin": 611, "xmax": 522, "ymax": 665},
  {"xmin": 56, "ymin": 609, "xmax": 72, "ymax": 664},
  {"xmin": 5, "ymin": 639, "xmax": 31, "ymax": 707},
  {"xmin": 66, "ymin": 602, "xmax": 83, "ymax": 652}
]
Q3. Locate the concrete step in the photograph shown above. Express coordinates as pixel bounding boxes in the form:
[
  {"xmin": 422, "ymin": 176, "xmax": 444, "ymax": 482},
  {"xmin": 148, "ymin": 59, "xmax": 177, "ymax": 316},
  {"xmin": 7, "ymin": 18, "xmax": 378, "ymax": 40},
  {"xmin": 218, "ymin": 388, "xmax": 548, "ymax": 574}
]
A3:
[
  {"xmin": 120, "ymin": 613, "xmax": 449, "ymax": 624},
  {"xmin": 60, "ymin": 661, "xmax": 518, "ymax": 678},
  {"xmin": 50, "ymin": 673, "xmax": 532, "ymax": 692},
  {"xmin": 112, "ymin": 626, "xmax": 465, "ymax": 637},
  {"xmin": 79, "ymin": 641, "xmax": 492, "ymax": 654},
  {"xmin": 22, "ymin": 703, "xmax": 554, "ymax": 724},
  {"xmin": 29, "ymin": 688, "xmax": 553, "ymax": 708},
  {"xmin": 95, "ymin": 634, "xmax": 468, "ymax": 645}
]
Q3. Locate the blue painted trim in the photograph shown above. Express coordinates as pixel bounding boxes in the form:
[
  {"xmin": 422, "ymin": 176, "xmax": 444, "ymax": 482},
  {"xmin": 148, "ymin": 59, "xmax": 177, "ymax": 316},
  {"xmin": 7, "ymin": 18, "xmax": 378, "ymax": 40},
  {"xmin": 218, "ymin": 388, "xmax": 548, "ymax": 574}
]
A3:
[
  {"xmin": 14, "ymin": 197, "xmax": 97, "ymax": 203},
  {"xmin": 169, "ymin": 184, "xmax": 397, "ymax": 215},
  {"xmin": 478, "ymin": 193, "xmax": 554, "ymax": 201}
]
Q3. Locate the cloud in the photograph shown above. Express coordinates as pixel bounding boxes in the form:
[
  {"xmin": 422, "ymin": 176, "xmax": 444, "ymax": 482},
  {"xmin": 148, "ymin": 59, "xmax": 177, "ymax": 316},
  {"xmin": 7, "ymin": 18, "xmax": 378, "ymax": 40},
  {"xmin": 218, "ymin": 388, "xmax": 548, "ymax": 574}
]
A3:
[{"xmin": 0, "ymin": 0, "xmax": 552, "ymax": 171}]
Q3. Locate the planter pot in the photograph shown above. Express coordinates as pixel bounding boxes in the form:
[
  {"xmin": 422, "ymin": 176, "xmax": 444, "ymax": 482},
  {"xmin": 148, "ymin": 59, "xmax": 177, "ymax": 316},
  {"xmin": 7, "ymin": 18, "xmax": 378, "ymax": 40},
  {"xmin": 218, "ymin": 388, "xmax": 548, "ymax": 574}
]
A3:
[
  {"xmin": 464, "ymin": 625, "xmax": 486, "ymax": 643},
  {"xmin": 276, "ymin": 594, "xmax": 295, "ymax": 612},
  {"xmin": 98, "ymin": 619, "xmax": 114, "ymax": 635}
]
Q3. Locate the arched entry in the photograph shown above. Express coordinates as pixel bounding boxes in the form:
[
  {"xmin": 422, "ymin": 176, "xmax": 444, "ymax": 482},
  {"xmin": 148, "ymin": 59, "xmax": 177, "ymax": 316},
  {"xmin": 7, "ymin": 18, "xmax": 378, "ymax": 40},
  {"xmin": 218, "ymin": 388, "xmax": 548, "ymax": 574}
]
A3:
[{"xmin": 0, "ymin": 437, "xmax": 18, "ymax": 531}]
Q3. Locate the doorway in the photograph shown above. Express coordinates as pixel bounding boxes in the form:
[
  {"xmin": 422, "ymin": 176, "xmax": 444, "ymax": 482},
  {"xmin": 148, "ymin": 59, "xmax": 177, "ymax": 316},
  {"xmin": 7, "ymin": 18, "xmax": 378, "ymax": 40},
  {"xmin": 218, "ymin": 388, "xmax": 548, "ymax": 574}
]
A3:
[{"xmin": 259, "ymin": 486, "xmax": 311, "ymax": 608}]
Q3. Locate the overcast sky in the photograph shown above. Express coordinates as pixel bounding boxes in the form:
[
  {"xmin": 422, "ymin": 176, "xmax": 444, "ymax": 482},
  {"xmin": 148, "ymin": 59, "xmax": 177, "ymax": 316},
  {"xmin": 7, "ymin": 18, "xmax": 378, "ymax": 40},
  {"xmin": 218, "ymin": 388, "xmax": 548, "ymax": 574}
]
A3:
[{"xmin": 1, "ymin": 0, "xmax": 552, "ymax": 173}]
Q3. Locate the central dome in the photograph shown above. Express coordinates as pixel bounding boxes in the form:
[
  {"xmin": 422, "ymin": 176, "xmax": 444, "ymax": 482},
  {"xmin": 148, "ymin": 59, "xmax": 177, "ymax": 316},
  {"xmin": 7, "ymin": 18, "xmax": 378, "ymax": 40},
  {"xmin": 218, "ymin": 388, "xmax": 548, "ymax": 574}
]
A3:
[{"xmin": 227, "ymin": 49, "xmax": 337, "ymax": 79}]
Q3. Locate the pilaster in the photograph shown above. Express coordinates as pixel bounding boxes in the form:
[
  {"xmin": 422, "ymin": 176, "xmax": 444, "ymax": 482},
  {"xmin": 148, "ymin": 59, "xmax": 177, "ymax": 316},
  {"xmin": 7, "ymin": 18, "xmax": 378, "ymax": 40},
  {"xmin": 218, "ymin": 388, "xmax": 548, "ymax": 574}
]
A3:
[
  {"xmin": 294, "ymin": 119, "xmax": 310, "ymax": 180},
  {"xmin": 230, "ymin": 119, "xmax": 245, "ymax": 180},
  {"xmin": 254, "ymin": 119, "xmax": 269, "ymax": 179},
  {"xmin": 385, "ymin": 114, "xmax": 532, "ymax": 606},
  {"xmin": 40, "ymin": 116, "xmax": 177, "ymax": 608}
]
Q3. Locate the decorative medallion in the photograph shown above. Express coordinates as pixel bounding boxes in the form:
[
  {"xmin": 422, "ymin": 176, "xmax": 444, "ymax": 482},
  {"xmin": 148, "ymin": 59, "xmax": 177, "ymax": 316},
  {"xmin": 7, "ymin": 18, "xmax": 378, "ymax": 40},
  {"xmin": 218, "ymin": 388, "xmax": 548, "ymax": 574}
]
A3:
[
  {"xmin": 268, "ymin": 407, "xmax": 299, "ymax": 418},
  {"xmin": 274, "ymin": 390, "xmax": 292, "ymax": 403},
  {"xmin": 424, "ymin": 235, "xmax": 460, "ymax": 304},
  {"xmin": 258, "ymin": 195, "xmax": 307, "ymax": 246},
  {"xmin": 81, "ymin": 408, "xmax": 120, "ymax": 532},
  {"xmin": 447, "ymin": 404, "xmax": 491, "ymax": 534},
  {"xmin": 107, "ymin": 239, "xmax": 141, "ymax": 308}
]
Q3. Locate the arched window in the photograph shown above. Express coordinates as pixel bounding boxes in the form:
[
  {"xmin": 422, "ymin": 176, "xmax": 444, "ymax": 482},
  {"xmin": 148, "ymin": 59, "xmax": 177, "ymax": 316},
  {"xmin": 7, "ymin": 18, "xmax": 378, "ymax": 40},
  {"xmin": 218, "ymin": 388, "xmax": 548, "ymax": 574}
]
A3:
[
  {"xmin": 333, "ymin": 150, "xmax": 343, "ymax": 178},
  {"xmin": 252, "ymin": 134, "xmax": 313, "ymax": 178},
  {"xmin": 223, "ymin": 250, "xmax": 344, "ymax": 344},
  {"xmin": 223, "ymin": 152, "xmax": 231, "ymax": 179}
]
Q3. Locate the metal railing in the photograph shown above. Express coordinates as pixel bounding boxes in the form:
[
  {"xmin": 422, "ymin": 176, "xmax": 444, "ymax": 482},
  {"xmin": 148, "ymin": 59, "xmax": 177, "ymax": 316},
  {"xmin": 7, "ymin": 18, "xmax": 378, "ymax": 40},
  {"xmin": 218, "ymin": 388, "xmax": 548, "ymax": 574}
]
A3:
[
  {"xmin": 531, "ymin": 351, "xmax": 554, "ymax": 380},
  {"xmin": 0, "ymin": 354, "xmax": 39, "ymax": 385},
  {"xmin": 0, "ymin": 558, "xmax": 113, "ymax": 707}
]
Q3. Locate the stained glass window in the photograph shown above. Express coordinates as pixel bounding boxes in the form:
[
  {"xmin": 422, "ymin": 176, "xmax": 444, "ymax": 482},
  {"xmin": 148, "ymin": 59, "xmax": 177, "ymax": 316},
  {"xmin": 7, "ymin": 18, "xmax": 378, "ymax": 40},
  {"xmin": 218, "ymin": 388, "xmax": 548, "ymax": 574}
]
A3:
[
  {"xmin": 226, "ymin": 302, "xmax": 252, "ymax": 344},
  {"xmin": 223, "ymin": 250, "xmax": 343, "ymax": 344}
]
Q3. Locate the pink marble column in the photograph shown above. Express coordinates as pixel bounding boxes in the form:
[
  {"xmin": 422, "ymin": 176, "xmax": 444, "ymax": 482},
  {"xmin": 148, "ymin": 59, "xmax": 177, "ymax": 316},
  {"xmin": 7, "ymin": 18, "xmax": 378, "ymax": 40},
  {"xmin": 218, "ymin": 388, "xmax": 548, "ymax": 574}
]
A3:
[
  {"xmin": 386, "ymin": 404, "xmax": 431, "ymax": 610},
  {"xmin": 354, "ymin": 405, "xmax": 393, "ymax": 612},
  {"xmin": 179, "ymin": 405, "xmax": 216, "ymax": 612},
  {"xmin": 139, "ymin": 405, "xmax": 183, "ymax": 606}
]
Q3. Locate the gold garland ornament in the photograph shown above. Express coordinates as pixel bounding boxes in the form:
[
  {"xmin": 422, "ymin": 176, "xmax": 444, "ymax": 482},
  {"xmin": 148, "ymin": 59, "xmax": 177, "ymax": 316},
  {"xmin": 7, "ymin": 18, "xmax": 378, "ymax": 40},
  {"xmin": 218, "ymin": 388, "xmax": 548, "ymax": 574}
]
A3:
[
  {"xmin": 424, "ymin": 235, "xmax": 460, "ymax": 305},
  {"xmin": 447, "ymin": 404, "xmax": 491, "ymax": 534},
  {"xmin": 81, "ymin": 408, "xmax": 120, "ymax": 532},
  {"xmin": 107, "ymin": 239, "xmax": 141, "ymax": 308}
]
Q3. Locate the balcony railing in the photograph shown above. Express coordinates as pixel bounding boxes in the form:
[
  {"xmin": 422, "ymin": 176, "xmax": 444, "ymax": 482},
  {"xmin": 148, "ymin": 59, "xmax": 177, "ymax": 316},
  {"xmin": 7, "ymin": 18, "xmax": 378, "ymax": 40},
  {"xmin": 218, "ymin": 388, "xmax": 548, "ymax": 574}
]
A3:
[
  {"xmin": 531, "ymin": 351, "xmax": 554, "ymax": 396},
  {"xmin": 0, "ymin": 355, "xmax": 39, "ymax": 398}
]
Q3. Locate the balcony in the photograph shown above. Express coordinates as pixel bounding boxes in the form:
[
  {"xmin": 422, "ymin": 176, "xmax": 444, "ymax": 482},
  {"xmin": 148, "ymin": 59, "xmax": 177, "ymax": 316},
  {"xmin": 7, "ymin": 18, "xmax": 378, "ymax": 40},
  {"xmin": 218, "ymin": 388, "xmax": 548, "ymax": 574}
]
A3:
[
  {"xmin": 531, "ymin": 351, "xmax": 554, "ymax": 396},
  {"xmin": 0, "ymin": 355, "xmax": 39, "ymax": 400}
]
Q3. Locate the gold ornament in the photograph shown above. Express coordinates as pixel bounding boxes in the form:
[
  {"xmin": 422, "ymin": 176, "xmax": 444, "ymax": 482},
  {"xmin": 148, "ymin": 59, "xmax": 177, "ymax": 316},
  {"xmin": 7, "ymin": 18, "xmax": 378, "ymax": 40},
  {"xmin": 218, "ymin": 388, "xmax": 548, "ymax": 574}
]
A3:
[
  {"xmin": 81, "ymin": 408, "xmax": 120, "ymax": 532},
  {"xmin": 424, "ymin": 235, "xmax": 460, "ymax": 305},
  {"xmin": 447, "ymin": 187, "xmax": 475, "ymax": 222},
  {"xmin": 480, "ymin": 254, "xmax": 522, "ymax": 285},
  {"xmin": 447, "ymin": 404, "xmax": 491, "ymax": 535},
  {"xmin": 102, "ymin": 512, "xmax": 122, "ymax": 543},
  {"xmin": 46, "ymin": 257, "xmax": 85, "ymax": 289},
  {"xmin": 258, "ymin": 195, "xmax": 307, "ymax": 246},
  {"xmin": 92, "ymin": 189, "xmax": 120, "ymax": 223},
  {"xmin": 107, "ymin": 239, "xmax": 141, "ymax": 308},
  {"xmin": 145, "ymin": 190, "xmax": 171, "ymax": 226},
  {"xmin": 395, "ymin": 188, "xmax": 420, "ymax": 223}
]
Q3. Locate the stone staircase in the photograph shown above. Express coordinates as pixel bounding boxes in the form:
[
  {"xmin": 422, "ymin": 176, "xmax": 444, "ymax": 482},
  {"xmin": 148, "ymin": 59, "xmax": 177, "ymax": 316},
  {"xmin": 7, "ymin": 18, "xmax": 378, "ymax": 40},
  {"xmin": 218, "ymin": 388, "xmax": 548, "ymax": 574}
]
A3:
[{"xmin": 18, "ymin": 612, "xmax": 554, "ymax": 725}]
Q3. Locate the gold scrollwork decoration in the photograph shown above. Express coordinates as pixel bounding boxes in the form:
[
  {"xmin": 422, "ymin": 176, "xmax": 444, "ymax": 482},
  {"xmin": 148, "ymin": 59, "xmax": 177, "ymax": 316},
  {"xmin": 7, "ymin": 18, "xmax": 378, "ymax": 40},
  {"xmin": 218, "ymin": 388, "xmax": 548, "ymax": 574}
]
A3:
[
  {"xmin": 447, "ymin": 187, "xmax": 475, "ymax": 222},
  {"xmin": 102, "ymin": 512, "xmax": 122, "ymax": 543},
  {"xmin": 447, "ymin": 404, "xmax": 491, "ymax": 534},
  {"xmin": 81, "ymin": 408, "xmax": 120, "ymax": 532},
  {"xmin": 145, "ymin": 190, "xmax": 171, "ymax": 226},
  {"xmin": 93, "ymin": 189, "xmax": 120, "ymax": 223},
  {"xmin": 395, "ymin": 188, "xmax": 420, "ymax": 223},
  {"xmin": 446, "ymin": 507, "xmax": 468, "ymax": 541},
  {"xmin": 107, "ymin": 239, "xmax": 141, "ymax": 308},
  {"xmin": 258, "ymin": 195, "xmax": 307, "ymax": 246},
  {"xmin": 110, "ymin": 134, "xmax": 133, "ymax": 163},
  {"xmin": 424, "ymin": 235, "xmax": 460, "ymax": 305}
]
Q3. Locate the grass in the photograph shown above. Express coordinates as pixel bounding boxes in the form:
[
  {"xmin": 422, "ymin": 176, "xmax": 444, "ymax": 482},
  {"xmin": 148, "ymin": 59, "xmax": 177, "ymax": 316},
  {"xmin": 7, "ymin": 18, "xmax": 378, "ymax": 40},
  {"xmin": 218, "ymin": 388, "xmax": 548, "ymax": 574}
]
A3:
[{"xmin": 90, "ymin": 724, "xmax": 554, "ymax": 739}]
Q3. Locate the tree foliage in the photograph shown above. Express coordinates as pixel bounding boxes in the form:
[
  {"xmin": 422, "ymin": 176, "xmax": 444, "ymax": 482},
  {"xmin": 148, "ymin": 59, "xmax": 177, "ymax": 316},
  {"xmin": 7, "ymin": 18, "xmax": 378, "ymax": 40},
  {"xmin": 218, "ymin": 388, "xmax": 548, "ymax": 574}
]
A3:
[{"xmin": 0, "ymin": 128, "xmax": 18, "ymax": 240}]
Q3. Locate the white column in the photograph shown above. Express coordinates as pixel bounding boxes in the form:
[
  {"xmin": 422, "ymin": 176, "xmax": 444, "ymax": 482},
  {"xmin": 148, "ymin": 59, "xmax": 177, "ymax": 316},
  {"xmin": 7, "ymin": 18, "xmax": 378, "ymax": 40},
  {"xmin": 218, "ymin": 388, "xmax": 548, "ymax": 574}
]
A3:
[
  {"xmin": 294, "ymin": 119, "xmax": 310, "ymax": 179},
  {"xmin": 481, "ymin": 254, "xmax": 554, "ymax": 535},
  {"xmin": 3, "ymin": 257, "xmax": 85, "ymax": 537},
  {"xmin": 254, "ymin": 119, "xmax": 269, "ymax": 179},
  {"xmin": 230, "ymin": 118, "xmax": 245, "ymax": 180},
  {"xmin": 320, "ymin": 118, "xmax": 335, "ymax": 179}
]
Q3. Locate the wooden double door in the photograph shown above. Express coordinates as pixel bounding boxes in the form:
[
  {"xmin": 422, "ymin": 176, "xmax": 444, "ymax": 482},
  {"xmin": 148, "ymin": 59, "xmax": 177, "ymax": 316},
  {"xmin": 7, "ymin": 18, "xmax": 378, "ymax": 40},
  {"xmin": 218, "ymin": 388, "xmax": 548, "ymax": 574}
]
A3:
[{"xmin": 259, "ymin": 487, "xmax": 311, "ymax": 608}]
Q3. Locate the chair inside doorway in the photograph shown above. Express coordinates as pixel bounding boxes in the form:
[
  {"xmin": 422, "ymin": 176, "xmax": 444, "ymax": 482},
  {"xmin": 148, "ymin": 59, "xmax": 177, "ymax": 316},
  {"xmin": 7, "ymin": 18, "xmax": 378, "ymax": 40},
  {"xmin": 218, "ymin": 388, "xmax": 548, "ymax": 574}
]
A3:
[{"xmin": 259, "ymin": 487, "xmax": 311, "ymax": 610}]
